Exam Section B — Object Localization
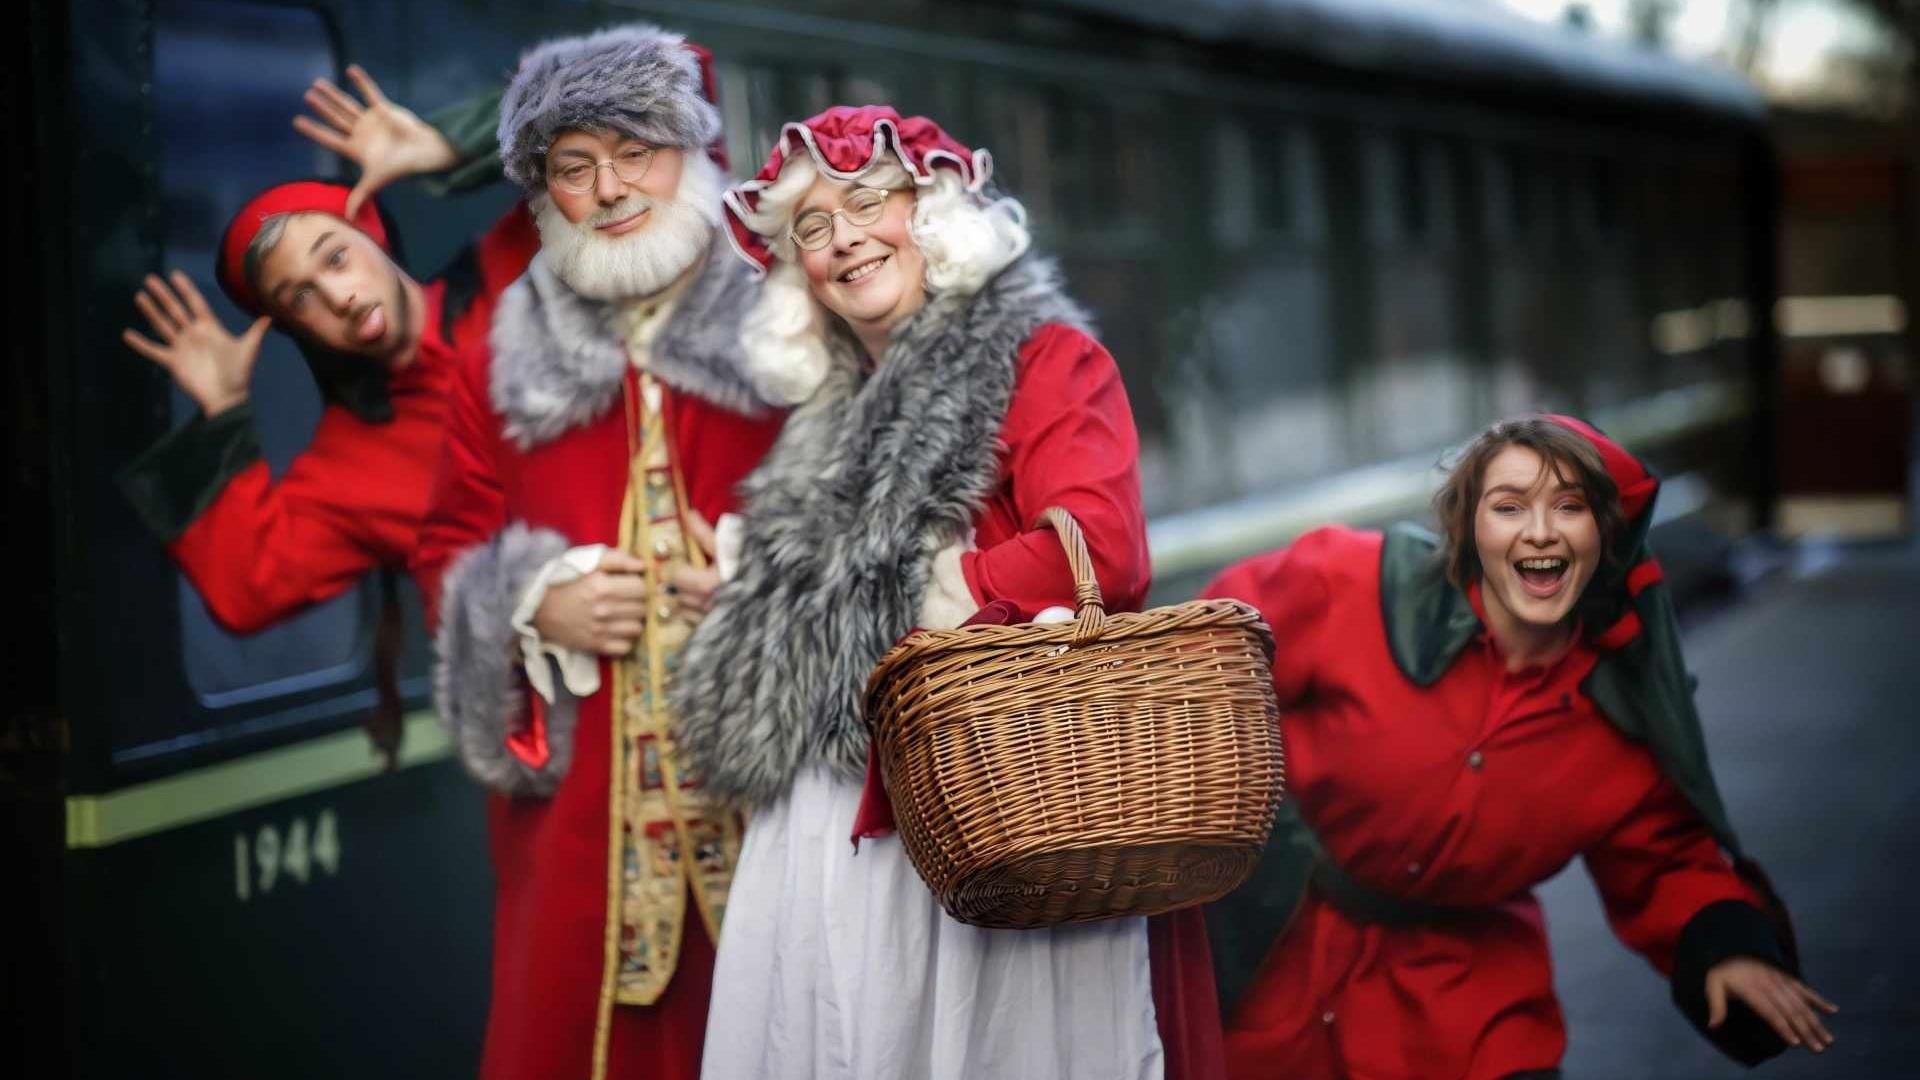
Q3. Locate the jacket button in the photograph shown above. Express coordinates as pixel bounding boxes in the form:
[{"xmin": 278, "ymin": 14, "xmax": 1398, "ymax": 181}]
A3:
[
  {"xmin": 653, "ymin": 538, "xmax": 675, "ymax": 558},
  {"xmin": 1466, "ymin": 750, "xmax": 1485, "ymax": 770},
  {"xmin": 656, "ymin": 604, "xmax": 675, "ymax": 622},
  {"xmin": 1321, "ymin": 1010, "xmax": 1335, "ymax": 1026}
]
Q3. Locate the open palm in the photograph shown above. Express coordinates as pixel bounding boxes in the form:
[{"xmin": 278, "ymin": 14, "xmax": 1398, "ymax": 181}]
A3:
[
  {"xmin": 293, "ymin": 65, "xmax": 458, "ymax": 218},
  {"xmin": 122, "ymin": 271, "xmax": 270, "ymax": 418},
  {"xmin": 1706, "ymin": 956, "xmax": 1838, "ymax": 1053}
]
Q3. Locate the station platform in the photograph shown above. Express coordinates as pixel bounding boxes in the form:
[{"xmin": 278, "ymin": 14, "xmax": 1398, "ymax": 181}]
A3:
[{"xmin": 1546, "ymin": 525, "xmax": 1920, "ymax": 1077}]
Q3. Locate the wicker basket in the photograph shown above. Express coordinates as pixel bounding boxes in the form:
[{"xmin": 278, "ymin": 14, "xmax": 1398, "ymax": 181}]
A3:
[{"xmin": 863, "ymin": 507, "xmax": 1285, "ymax": 929}]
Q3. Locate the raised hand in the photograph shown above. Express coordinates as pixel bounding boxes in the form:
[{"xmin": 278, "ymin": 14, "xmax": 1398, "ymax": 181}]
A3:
[
  {"xmin": 292, "ymin": 65, "xmax": 458, "ymax": 218},
  {"xmin": 534, "ymin": 549, "xmax": 652, "ymax": 656},
  {"xmin": 1706, "ymin": 956, "xmax": 1838, "ymax": 1053},
  {"xmin": 122, "ymin": 271, "xmax": 270, "ymax": 418}
]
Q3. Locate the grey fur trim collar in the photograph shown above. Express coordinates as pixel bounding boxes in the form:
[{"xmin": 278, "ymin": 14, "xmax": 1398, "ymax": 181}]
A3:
[
  {"xmin": 671, "ymin": 256, "xmax": 1087, "ymax": 807},
  {"xmin": 489, "ymin": 234, "xmax": 772, "ymax": 449}
]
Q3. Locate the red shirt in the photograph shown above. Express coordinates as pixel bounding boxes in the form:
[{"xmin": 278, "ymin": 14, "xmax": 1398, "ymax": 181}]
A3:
[{"xmin": 1202, "ymin": 525, "xmax": 1758, "ymax": 1080}]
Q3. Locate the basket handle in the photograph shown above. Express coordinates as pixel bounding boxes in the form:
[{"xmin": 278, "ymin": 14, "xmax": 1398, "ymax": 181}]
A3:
[{"xmin": 1037, "ymin": 507, "xmax": 1107, "ymax": 646}]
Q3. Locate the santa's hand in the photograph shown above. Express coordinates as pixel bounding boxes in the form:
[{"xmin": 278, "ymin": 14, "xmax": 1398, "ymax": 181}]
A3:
[
  {"xmin": 122, "ymin": 270, "xmax": 268, "ymax": 418},
  {"xmin": 533, "ymin": 549, "xmax": 650, "ymax": 656},
  {"xmin": 1706, "ymin": 956, "xmax": 1837, "ymax": 1053},
  {"xmin": 667, "ymin": 509, "xmax": 724, "ymax": 621},
  {"xmin": 292, "ymin": 65, "xmax": 458, "ymax": 217},
  {"xmin": 667, "ymin": 565, "xmax": 722, "ymax": 621}
]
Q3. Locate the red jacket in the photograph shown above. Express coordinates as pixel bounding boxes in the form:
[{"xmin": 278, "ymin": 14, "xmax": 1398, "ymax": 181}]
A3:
[
  {"xmin": 1203, "ymin": 526, "xmax": 1763, "ymax": 1080},
  {"xmin": 119, "ymin": 204, "xmax": 537, "ymax": 631}
]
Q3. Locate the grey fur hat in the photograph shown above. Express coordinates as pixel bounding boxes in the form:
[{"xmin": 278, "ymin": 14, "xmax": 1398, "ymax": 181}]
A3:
[{"xmin": 497, "ymin": 24, "xmax": 723, "ymax": 192}]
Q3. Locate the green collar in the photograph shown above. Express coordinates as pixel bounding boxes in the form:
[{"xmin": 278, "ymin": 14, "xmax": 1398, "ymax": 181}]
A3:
[{"xmin": 298, "ymin": 340, "xmax": 394, "ymax": 424}]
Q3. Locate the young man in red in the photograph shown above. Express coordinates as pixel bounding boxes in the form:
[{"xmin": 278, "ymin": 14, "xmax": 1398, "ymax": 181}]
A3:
[
  {"xmin": 118, "ymin": 184, "xmax": 533, "ymax": 636},
  {"xmin": 117, "ymin": 68, "xmax": 534, "ymax": 757}
]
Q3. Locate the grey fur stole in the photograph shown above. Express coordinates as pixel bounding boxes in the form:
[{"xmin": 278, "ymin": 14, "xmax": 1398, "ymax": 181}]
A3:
[
  {"xmin": 671, "ymin": 256, "xmax": 1088, "ymax": 808},
  {"xmin": 488, "ymin": 234, "xmax": 772, "ymax": 449}
]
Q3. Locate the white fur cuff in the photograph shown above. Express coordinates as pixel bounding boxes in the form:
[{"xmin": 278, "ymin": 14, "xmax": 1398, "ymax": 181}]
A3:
[
  {"xmin": 715, "ymin": 513, "xmax": 745, "ymax": 583},
  {"xmin": 916, "ymin": 543, "xmax": 980, "ymax": 630},
  {"xmin": 509, "ymin": 545, "xmax": 608, "ymax": 702}
]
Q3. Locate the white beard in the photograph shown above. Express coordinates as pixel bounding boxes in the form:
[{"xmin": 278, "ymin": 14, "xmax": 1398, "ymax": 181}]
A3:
[{"xmin": 532, "ymin": 152, "xmax": 724, "ymax": 302}]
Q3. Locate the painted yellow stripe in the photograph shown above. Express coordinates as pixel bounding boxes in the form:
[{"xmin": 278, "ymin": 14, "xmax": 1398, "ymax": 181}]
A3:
[{"xmin": 64, "ymin": 711, "xmax": 451, "ymax": 849}]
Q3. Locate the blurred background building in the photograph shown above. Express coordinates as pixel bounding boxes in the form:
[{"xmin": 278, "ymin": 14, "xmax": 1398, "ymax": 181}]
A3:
[{"xmin": 4, "ymin": 1, "xmax": 1914, "ymax": 1077}]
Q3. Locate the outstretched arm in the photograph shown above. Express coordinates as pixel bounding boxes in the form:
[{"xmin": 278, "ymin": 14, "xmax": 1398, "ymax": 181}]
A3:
[
  {"xmin": 1586, "ymin": 779, "xmax": 1837, "ymax": 1061},
  {"xmin": 291, "ymin": 65, "xmax": 503, "ymax": 214}
]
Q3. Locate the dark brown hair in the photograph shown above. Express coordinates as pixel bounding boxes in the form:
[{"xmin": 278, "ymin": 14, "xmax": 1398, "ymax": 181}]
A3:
[{"xmin": 1431, "ymin": 416, "xmax": 1630, "ymax": 621}]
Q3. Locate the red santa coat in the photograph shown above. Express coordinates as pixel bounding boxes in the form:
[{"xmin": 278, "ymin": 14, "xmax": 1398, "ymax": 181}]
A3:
[
  {"xmin": 411, "ymin": 244, "xmax": 786, "ymax": 1080},
  {"xmin": 1201, "ymin": 525, "xmax": 1765, "ymax": 1080},
  {"xmin": 118, "ymin": 204, "xmax": 538, "ymax": 631}
]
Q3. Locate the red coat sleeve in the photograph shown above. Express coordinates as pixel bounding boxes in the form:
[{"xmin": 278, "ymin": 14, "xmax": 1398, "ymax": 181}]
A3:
[
  {"xmin": 411, "ymin": 346, "xmax": 509, "ymax": 629},
  {"xmin": 163, "ymin": 412, "xmax": 407, "ymax": 634},
  {"xmin": 1584, "ymin": 775, "xmax": 1765, "ymax": 974},
  {"xmin": 1198, "ymin": 527, "xmax": 1342, "ymax": 706},
  {"xmin": 959, "ymin": 324, "xmax": 1152, "ymax": 616}
]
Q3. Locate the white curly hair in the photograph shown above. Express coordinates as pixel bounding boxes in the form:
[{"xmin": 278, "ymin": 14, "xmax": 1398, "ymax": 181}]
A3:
[{"xmin": 735, "ymin": 151, "xmax": 1031, "ymax": 405}]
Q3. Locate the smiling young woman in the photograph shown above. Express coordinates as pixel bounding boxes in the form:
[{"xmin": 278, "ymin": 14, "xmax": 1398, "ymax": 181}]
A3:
[
  {"xmin": 1200, "ymin": 414, "xmax": 1835, "ymax": 1080},
  {"xmin": 1431, "ymin": 418, "xmax": 1625, "ymax": 670}
]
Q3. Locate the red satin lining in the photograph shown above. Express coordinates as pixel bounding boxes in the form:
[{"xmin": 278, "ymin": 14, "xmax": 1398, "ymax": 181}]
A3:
[{"xmin": 506, "ymin": 688, "xmax": 553, "ymax": 770}]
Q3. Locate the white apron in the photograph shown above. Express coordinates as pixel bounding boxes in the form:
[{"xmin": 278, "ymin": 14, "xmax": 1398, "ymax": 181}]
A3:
[{"xmin": 700, "ymin": 763, "xmax": 1165, "ymax": 1080}]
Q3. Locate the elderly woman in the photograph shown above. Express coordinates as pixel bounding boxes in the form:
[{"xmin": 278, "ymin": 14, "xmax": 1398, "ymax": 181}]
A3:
[
  {"xmin": 671, "ymin": 107, "xmax": 1220, "ymax": 1080},
  {"xmin": 1201, "ymin": 415, "xmax": 1836, "ymax": 1080}
]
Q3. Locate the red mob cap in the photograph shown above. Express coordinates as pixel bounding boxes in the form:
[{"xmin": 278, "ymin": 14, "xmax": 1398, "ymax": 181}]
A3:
[{"xmin": 722, "ymin": 105, "xmax": 990, "ymax": 275}]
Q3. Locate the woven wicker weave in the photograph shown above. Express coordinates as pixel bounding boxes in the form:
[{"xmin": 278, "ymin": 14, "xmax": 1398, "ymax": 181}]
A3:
[{"xmin": 863, "ymin": 507, "xmax": 1285, "ymax": 928}]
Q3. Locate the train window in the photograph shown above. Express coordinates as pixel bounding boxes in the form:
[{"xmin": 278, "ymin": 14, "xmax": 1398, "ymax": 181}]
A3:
[
  {"xmin": 152, "ymin": 1, "xmax": 360, "ymax": 708},
  {"xmin": 1213, "ymin": 114, "xmax": 1302, "ymax": 243},
  {"xmin": 739, "ymin": 59, "xmax": 836, "ymax": 168},
  {"xmin": 1057, "ymin": 96, "xmax": 1116, "ymax": 230},
  {"xmin": 1589, "ymin": 156, "xmax": 1621, "ymax": 235},
  {"xmin": 1505, "ymin": 149, "xmax": 1532, "ymax": 236},
  {"xmin": 978, "ymin": 81, "xmax": 1056, "ymax": 228},
  {"xmin": 1212, "ymin": 119, "xmax": 1256, "ymax": 247},
  {"xmin": 1259, "ymin": 119, "xmax": 1298, "ymax": 236},
  {"xmin": 1361, "ymin": 130, "xmax": 1397, "ymax": 245},
  {"xmin": 1398, "ymin": 136, "xmax": 1429, "ymax": 240},
  {"xmin": 1110, "ymin": 101, "xmax": 1159, "ymax": 230},
  {"xmin": 1478, "ymin": 146, "xmax": 1535, "ymax": 243},
  {"xmin": 1366, "ymin": 131, "xmax": 1454, "ymax": 248},
  {"xmin": 1286, "ymin": 122, "xmax": 1324, "ymax": 246},
  {"xmin": 1541, "ymin": 155, "xmax": 1573, "ymax": 242}
]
